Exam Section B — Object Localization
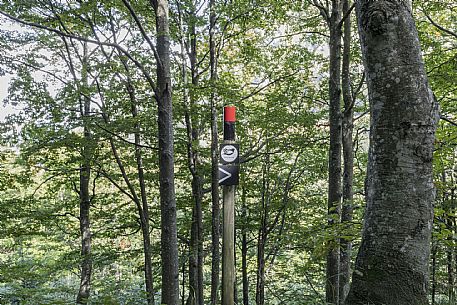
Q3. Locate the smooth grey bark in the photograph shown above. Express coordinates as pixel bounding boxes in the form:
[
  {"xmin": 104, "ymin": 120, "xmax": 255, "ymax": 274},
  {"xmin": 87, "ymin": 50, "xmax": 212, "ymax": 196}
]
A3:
[
  {"xmin": 345, "ymin": 2, "xmax": 439, "ymax": 304},
  {"xmin": 339, "ymin": 1, "xmax": 353, "ymax": 304},
  {"xmin": 209, "ymin": 0, "xmax": 221, "ymax": 303},
  {"xmin": 326, "ymin": 0, "xmax": 342, "ymax": 303},
  {"xmin": 76, "ymin": 43, "xmax": 92, "ymax": 305},
  {"xmin": 153, "ymin": 0, "xmax": 179, "ymax": 303}
]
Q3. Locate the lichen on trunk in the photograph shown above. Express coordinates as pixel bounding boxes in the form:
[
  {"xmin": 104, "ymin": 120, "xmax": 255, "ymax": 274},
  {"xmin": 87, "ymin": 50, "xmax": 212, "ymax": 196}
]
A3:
[{"xmin": 345, "ymin": 1, "xmax": 439, "ymax": 304}]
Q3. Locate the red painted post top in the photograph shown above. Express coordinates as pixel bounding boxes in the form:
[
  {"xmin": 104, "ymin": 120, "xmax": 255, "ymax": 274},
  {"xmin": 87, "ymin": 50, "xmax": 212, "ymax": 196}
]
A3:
[{"xmin": 224, "ymin": 106, "xmax": 236, "ymax": 122}]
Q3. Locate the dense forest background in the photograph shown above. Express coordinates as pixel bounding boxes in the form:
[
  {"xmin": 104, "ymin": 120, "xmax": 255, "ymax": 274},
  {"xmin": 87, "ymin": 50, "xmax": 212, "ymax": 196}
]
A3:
[{"xmin": 0, "ymin": 0, "xmax": 455, "ymax": 304}]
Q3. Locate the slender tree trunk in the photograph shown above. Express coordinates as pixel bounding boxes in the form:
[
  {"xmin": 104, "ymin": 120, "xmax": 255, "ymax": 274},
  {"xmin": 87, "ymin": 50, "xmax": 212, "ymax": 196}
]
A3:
[
  {"xmin": 209, "ymin": 0, "xmax": 221, "ymax": 302},
  {"xmin": 99, "ymin": 20, "xmax": 156, "ymax": 301},
  {"xmin": 339, "ymin": 2, "xmax": 353, "ymax": 304},
  {"xmin": 241, "ymin": 186, "xmax": 249, "ymax": 305},
  {"xmin": 431, "ymin": 241, "xmax": 437, "ymax": 305},
  {"xmin": 345, "ymin": 2, "xmax": 439, "ymax": 304},
  {"xmin": 188, "ymin": 202, "xmax": 200, "ymax": 305},
  {"xmin": 234, "ymin": 243, "xmax": 239, "ymax": 305},
  {"xmin": 182, "ymin": 248, "xmax": 187, "ymax": 305},
  {"xmin": 154, "ymin": 0, "xmax": 179, "ymax": 303},
  {"xmin": 256, "ymin": 155, "xmax": 269, "ymax": 305},
  {"xmin": 181, "ymin": 4, "xmax": 204, "ymax": 303},
  {"xmin": 127, "ymin": 79, "xmax": 155, "ymax": 305},
  {"xmin": 326, "ymin": 0, "xmax": 342, "ymax": 303},
  {"xmin": 448, "ymin": 233, "xmax": 454, "ymax": 303},
  {"xmin": 452, "ymin": 186, "xmax": 456, "ymax": 303},
  {"xmin": 449, "ymin": 183, "xmax": 456, "ymax": 303},
  {"xmin": 76, "ymin": 42, "xmax": 92, "ymax": 305},
  {"xmin": 256, "ymin": 230, "xmax": 266, "ymax": 305},
  {"xmin": 187, "ymin": 174, "xmax": 203, "ymax": 305},
  {"xmin": 190, "ymin": 18, "xmax": 204, "ymax": 305}
]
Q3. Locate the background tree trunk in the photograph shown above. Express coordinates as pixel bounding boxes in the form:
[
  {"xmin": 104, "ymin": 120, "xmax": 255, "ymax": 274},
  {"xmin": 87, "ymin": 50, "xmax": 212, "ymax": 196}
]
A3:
[
  {"xmin": 129, "ymin": 80, "xmax": 155, "ymax": 305},
  {"xmin": 339, "ymin": 2, "xmax": 354, "ymax": 304},
  {"xmin": 256, "ymin": 154, "xmax": 270, "ymax": 305},
  {"xmin": 431, "ymin": 241, "xmax": 437, "ymax": 305},
  {"xmin": 241, "ymin": 185, "xmax": 249, "ymax": 305},
  {"xmin": 326, "ymin": 0, "xmax": 342, "ymax": 303},
  {"xmin": 184, "ymin": 4, "xmax": 204, "ymax": 303},
  {"xmin": 76, "ymin": 42, "xmax": 92, "ymax": 305},
  {"xmin": 209, "ymin": 0, "xmax": 221, "ymax": 301},
  {"xmin": 154, "ymin": 0, "xmax": 180, "ymax": 303},
  {"xmin": 345, "ymin": 2, "xmax": 439, "ymax": 304}
]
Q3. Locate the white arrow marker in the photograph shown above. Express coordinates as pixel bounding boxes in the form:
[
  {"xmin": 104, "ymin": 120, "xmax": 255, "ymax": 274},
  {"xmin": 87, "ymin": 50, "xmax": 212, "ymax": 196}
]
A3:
[{"xmin": 218, "ymin": 166, "xmax": 232, "ymax": 184}]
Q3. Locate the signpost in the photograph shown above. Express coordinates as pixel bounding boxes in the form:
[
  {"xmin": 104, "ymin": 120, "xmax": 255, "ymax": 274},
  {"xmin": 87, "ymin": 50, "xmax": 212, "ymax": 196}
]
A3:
[{"xmin": 221, "ymin": 106, "xmax": 238, "ymax": 305}]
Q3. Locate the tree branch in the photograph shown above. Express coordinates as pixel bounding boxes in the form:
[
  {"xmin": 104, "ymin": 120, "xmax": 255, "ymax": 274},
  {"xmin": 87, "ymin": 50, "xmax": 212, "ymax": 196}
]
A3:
[
  {"xmin": 441, "ymin": 115, "xmax": 457, "ymax": 128},
  {"xmin": 120, "ymin": 0, "xmax": 162, "ymax": 67},
  {"xmin": 424, "ymin": 12, "xmax": 457, "ymax": 39},
  {"xmin": 337, "ymin": 2, "xmax": 355, "ymax": 29},
  {"xmin": 0, "ymin": 9, "xmax": 158, "ymax": 96}
]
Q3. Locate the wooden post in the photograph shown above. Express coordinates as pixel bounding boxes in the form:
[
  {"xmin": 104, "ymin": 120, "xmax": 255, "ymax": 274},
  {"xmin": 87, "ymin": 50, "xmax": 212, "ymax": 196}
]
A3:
[
  {"xmin": 222, "ymin": 183, "xmax": 236, "ymax": 305},
  {"xmin": 222, "ymin": 106, "xmax": 236, "ymax": 305}
]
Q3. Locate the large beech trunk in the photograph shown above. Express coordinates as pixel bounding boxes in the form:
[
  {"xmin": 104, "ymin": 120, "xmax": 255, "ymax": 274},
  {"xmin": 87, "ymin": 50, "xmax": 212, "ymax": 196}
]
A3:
[{"xmin": 345, "ymin": 2, "xmax": 439, "ymax": 304}]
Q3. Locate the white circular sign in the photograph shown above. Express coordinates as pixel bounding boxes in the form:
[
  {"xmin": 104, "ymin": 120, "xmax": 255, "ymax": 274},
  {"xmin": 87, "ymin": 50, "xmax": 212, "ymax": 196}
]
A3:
[{"xmin": 221, "ymin": 145, "xmax": 238, "ymax": 163}]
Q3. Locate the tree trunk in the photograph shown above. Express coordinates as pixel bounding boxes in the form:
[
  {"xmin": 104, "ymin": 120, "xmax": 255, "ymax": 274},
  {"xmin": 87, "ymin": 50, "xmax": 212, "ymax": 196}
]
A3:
[
  {"xmin": 209, "ymin": 0, "xmax": 221, "ymax": 303},
  {"xmin": 448, "ymin": 184, "xmax": 455, "ymax": 303},
  {"xmin": 256, "ymin": 156, "xmax": 269, "ymax": 305},
  {"xmin": 448, "ymin": 233, "xmax": 454, "ymax": 303},
  {"xmin": 188, "ymin": 202, "xmax": 200, "ymax": 305},
  {"xmin": 241, "ymin": 186, "xmax": 249, "ymax": 305},
  {"xmin": 187, "ymin": 175, "xmax": 203, "ymax": 305},
  {"xmin": 128, "ymin": 80, "xmax": 155, "ymax": 305},
  {"xmin": 154, "ymin": 0, "xmax": 179, "ymax": 303},
  {"xmin": 76, "ymin": 42, "xmax": 92, "ymax": 305},
  {"xmin": 326, "ymin": 0, "xmax": 342, "ymax": 303},
  {"xmin": 345, "ymin": 2, "xmax": 439, "ymax": 304},
  {"xmin": 431, "ymin": 241, "xmax": 437, "ymax": 305},
  {"xmin": 190, "ymin": 16, "xmax": 204, "ymax": 305},
  {"xmin": 339, "ymin": 1, "xmax": 353, "ymax": 304},
  {"xmin": 256, "ymin": 230, "xmax": 266, "ymax": 305},
  {"xmin": 182, "ymin": 4, "xmax": 204, "ymax": 303}
]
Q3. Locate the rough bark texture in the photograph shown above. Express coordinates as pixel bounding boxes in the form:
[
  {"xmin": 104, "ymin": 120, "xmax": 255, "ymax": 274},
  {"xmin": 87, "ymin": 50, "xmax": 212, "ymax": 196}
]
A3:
[
  {"xmin": 339, "ymin": 1, "xmax": 353, "ymax": 303},
  {"xmin": 76, "ymin": 44, "xmax": 92, "ymax": 305},
  {"xmin": 345, "ymin": 2, "xmax": 439, "ymax": 304},
  {"xmin": 209, "ymin": 0, "xmax": 221, "ymax": 302},
  {"xmin": 326, "ymin": 0, "xmax": 342, "ymax": 303},
  {"xmin": 155, "ymin": 0, "xmax": 179, "ymax": 303}
]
